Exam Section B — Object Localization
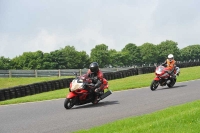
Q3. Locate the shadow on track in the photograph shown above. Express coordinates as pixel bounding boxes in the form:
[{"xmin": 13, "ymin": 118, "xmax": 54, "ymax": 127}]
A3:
[
  {"xmin": 157, "ymin": 84, "xmax": 187, "ymax": 91},
  {"xmin": 72, "ymin": 100, "xmax": 119, "ymax": 109}
]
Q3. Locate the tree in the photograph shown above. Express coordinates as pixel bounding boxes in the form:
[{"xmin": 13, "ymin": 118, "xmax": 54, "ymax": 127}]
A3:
[
  {"xmin": 108, "ymin": 49, "xmax": 127, "ymax": 67},
  {"xmin": 90, "ymin": 44, "xmax": 110, "ymax": 68},
  {"xmin": 139, "ymin": 43, "xmax": 158, "ymax": 64},
  {"xmin": 42, "ymin": 53, "xmax": 55, "ymax": 69},
  {"xmin": 50, "ymin": 49, "xmax": 67, "ymax": 69},
  {"xmin": 11, "ymin": 51, "xmax": 44, "ymax": 70},
  {"xmin": 180, "ymin": 44, "xmax": 200, "ymax": 61},
  {"xmin": 121, "ymin": 43, "xmax": 141, "ymax": 66},
  {"xmin": 156, "ymin": 40, "xmax": 180, "ymax": 63},
  {"xmin": 61, "ymin": 45, "xmax": 90, "ymax": 69},
  {"xmin": 76, "ymin": 51, "xmax": 90, "ymax": 69},
  {"xmin": 0, "ymin": 56, "xmax": 11, "ymax": 69}
]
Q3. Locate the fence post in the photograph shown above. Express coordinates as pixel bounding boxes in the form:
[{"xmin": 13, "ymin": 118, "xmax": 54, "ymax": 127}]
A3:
[
  {"xmin": 79, "ymin": 69, "xmax": 82, "ymax": 76},
  {"xmin": 58, "ymin": 69, "xmax": 61, "ymax": 77},
  {"xmin": 35, "ymin": 70, "xmax": 38, "ymax": 78},
  {"xmin": 9, "ymin": 70, "xmax": 12, "ymax": 78}
]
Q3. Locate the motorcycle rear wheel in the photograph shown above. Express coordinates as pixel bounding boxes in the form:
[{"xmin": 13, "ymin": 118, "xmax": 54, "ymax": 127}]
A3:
[
  {"xmin": 64, "ymin": 98, "xmax": 76, "ymax": 109},
  {"xmin": 150, "ymin": 80, "xmax": 159, "ymax": 91}
]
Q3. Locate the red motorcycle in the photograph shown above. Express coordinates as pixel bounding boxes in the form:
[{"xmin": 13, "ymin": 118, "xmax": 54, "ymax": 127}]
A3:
[
  {"xmin": 150, "ymin": 65, "xmax": 180, "ymax": 91},
  {"xmin": 64, "ymin": 73, "xmax": 112, "ymax": 109}
]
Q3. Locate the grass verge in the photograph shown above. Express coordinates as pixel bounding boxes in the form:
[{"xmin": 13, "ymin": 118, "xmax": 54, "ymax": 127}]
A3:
[
  {"xmin": 74, "ymin": 99, "xmax": 200, "ymax": 133},
  {"xmin": 0, "ymin": 76, "xmax": 73, "ymax": 89}
]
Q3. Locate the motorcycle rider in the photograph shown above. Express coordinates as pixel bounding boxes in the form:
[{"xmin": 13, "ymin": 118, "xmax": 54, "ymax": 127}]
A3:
[
  {"xmin": 87, "ymin": 62, "xmax": 104, "ymax": 103},
  {"xmin": 161, "ymin": 54, "xmax": 177, "ymax": 78}
]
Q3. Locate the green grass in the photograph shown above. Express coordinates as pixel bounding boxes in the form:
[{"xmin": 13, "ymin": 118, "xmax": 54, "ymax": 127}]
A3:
[
  {"xmin": 74, "ymin": 100, "xmax": 200, "ymax": 133},
  {"xmin": 0, "ymin": 76, "xmax": 73, "ymax": 89},
  {"xmin": 0, "ymin": 66, "xmax": 200, "ymax": 105}
]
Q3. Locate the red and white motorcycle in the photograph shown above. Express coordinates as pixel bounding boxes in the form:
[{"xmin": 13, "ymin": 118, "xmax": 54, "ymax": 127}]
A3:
[
  {"xmin": 64, "ymin": 73, "xmax": 112, "ymax": 109},
  {"xmin": 150, "ymin": 65, "xmax": 180, "ymax": 91}
]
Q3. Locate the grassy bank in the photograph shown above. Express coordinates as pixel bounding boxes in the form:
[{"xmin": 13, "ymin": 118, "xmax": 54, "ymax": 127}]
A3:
[
  {"xmin": 0, "ymin": 76, "xmax": 73, "ymax": 89},
  {"xmin": 74, "ymin": 99, "xmax": 200, "ymax": 133},
  {"xmin": 0, "ymin": 66, "xmax": 200, "ymax": 105}
]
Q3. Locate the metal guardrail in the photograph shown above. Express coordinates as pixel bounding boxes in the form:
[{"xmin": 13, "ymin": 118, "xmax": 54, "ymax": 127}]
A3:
[
  {"xmin": 0, "ymin": 68, "xmax": 133, "ymax": 78},
  {"xmin": 1, "ymin": 60, "xmax": 200, "ymax": 78}
]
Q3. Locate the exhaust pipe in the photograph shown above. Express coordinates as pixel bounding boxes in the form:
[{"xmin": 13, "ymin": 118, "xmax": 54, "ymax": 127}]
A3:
[{"xmin": 100, "ymin": 90, "xmax": 112, "ymax": 100}]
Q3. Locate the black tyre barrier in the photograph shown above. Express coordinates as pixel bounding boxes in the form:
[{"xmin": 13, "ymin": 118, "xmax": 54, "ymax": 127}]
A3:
[
  {"xmin": 129, "ymin": 68, "xmax": 138, "ymax": 76},
  {"xmin": 103, "ymin": 73, "xmax": 108, "ymax": 80},
  {"xmin": 29, "ymin": 84, "xmax": 35, "ymax": 95},
  {"xmin": 124, "ymin": 70, "xmax": 131, "ymax": 77},
  {"xmin": 109, "ymin": 73, "xmax": 114, "ymax": 79},
  {"xmin": 61, "ymin": 79, "xmax": 68, "ymax": 88},
  {"xmin": 33, "ymin": 83, "xmax": 40, "ymax": 94},
  {"xmin": 37, "ymin": 83, "xmax": 44, "ymax": 93},
  {"xmin": 0, "ymin": 89, "xmax": 5, "ymax": 101},
  {"xmin": 50, "ymin": 81, "xmax": 56, "ymax": 91},
  {"xmin": 46, "ymin": 82, "xmax": 52, "ymax": 91},
  {"xmin": 20, "ymin": 86, "xmax": 26, "ymax": 97},
  {"xmin": 41, "ymin": 82, "xmax": 48, "ymax": 92},
  {"xmin": 106, "ymin": 73, "xmax": 110, "ymax": 80},
  {"xmin": 55, "ymin": 80, "xmax": 60, "ymax": 89},
  {"xmin": 66, "ymin": 78, "xmax": 73, "ymax": 88},
  {"xmin": 25, "ymin": 85, "xmax": 31, "ymax": 96},
  {"xmin": 9, "ymin": 87, "xmax": 16, "ymax": 99},
  {"xmin": 118, "ymin": 71, "xmax": 124, "ymax": 78},
  {"xmin": 114, "ymin": 72, "xmax": 120, "ymax": 79},
  {"xmin": 121, "ymin": 71, "xmax": 126, "ymax": 77},
  {"xmin": 15, "ymin": 86, "xmax": 21, "ymax": 98},
  {"xmin": 4, "ymin": 88, "xmax": 10, "ymax": 100},
  {"xmin": 137, "ymin": 68, "xmax": 144, "ymax": 74},
  {"xmin": 58, "ymin": 79, "xmax": 65, "ymax": 89}
]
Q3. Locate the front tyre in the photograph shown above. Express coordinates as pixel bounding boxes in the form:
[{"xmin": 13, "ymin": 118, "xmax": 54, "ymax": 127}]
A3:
[
  {"xmin": 167, "ymin": 78, "xmax": 176, "ymax": 88},
  {"xmin": 64, "ymin": 98, "xmax": 75, "ymax": 109},
  {"xmin": 150, "ymin": 80, "xmax": 159, "ymax": 91}
]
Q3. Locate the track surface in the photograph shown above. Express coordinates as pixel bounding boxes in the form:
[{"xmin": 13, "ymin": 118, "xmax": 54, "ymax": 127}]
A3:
[{"xmin": 0, "ymin": 80, "xmax": 200, "ymax": 133}]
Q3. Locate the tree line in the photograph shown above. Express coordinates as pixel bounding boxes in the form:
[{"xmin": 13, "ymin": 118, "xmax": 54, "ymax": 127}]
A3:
[{"xmin": 0, "ymin": 40, "xmax": 200, "ymax": 70}]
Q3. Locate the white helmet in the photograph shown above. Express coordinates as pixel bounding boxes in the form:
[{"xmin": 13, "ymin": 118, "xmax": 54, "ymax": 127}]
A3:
[{"xmin": 168, "ymin": 54, "xmax": 174, "ymax": 62}]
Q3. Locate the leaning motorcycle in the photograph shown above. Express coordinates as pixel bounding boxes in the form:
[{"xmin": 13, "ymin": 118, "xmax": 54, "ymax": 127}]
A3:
[
  {"xmin": 64, "ymin": 73, "xmax": 112, "ymax": 109},
  {"xmin": 150, "ymin": 65, "xmax": 180, "ymax": 91}
]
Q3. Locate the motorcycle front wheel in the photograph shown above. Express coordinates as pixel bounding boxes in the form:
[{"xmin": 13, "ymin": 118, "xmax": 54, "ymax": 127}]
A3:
[
  {"xmin": 64, "ymin": 98, "xmax": 76, "ymax": 109},
  {"xmin": 150, "ymin": 80, "xmax": 159, "ymax": 91},
  {"xmin": 167, "ymin": 78, "xmax": 176, "ymax": 88}
]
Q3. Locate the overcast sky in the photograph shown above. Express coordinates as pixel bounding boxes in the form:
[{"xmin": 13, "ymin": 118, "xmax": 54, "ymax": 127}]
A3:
[{"xmin": 0, "ymin": 0, "xmax": 200, "ymax": 58}]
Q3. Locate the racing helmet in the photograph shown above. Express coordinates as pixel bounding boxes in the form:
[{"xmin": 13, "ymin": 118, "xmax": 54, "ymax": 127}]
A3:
[
  {"xmin": 89, "ymin": 62, "xmax": 99, "ymax": 73},
  {"xmin": 168, "ymin": 54, "xmax": 174, "ymax": 62}
]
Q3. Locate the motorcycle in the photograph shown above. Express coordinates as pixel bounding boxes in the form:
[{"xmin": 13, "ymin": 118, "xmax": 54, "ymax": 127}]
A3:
[
  {"xmin": 64, "ymin": 72, "xmax": 112, "ymax": 109},
  {"xmin": 150, "ymin": 65, "xmax": 180, "ymax": 91}
]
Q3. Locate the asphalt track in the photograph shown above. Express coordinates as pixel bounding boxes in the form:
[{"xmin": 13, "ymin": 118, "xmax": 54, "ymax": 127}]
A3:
[{"xmin": 0, "ymin": 80, "xmax": 200, "ymax": 133}]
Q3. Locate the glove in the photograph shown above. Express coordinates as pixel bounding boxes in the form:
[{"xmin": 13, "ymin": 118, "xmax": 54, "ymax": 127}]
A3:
[{"xmin": 94, "ymin": 80, "xmax": 101, "ymax": 88}]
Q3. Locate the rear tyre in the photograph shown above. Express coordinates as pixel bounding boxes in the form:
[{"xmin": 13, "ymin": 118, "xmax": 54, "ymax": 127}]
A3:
[
  {"xmin": 64, "ymin": 98, "xmax": 76, "ymax": 109},
  {"xmin": 150, "ymin": 80, "xmax": 159, "ymax": 91}
]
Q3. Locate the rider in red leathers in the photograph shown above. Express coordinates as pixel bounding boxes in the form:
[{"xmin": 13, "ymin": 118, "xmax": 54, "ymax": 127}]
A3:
[{"xmin": 87, "ymin": 62, "xmax": 104, "ymax": 94}]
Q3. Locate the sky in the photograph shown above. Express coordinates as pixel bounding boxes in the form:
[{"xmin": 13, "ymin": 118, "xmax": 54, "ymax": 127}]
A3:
[{"xmin": 0, "ymin": 0, "xmax": 200, "ymax": 58}]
